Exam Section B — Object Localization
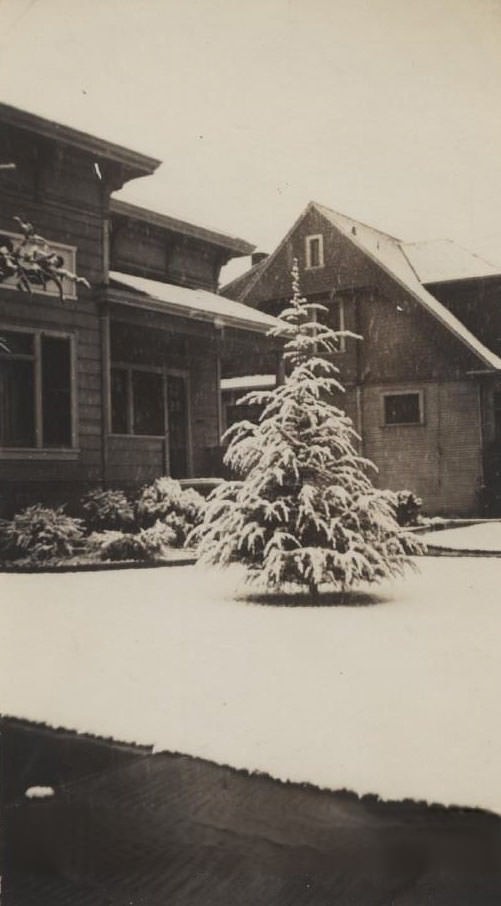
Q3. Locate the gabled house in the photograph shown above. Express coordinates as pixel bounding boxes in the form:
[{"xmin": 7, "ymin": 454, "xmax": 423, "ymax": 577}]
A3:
[
  {"xmin": 0, "ymin": 102, "xmax": 278, "ymax": 515},
  {"xmin": 222, "ymin": 202, "xmax": 501, "ymax": 516}
]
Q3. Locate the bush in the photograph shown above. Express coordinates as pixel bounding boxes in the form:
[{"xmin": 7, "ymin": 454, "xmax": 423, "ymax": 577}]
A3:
[
  {"xmin": 395, "ymin": 491, "xmax": 423, "ymax": 527},
  {"xmin": 80, "ymin": 488, "xmax": 134, "ymax": 533},
  {"xmin": 4, "ymin": 505, "xmax": 84, "ymax": 562},
  {"xmin": 135, "ymin": 477, "xmax": 205, "ymax": 546},
  {"xmin": 89, "ymin": 520, "xmax": 177, "ymax": 562}
]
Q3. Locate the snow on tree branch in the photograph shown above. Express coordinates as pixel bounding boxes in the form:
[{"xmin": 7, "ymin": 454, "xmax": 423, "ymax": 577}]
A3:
[
  {"xmin": 194, "ymin": 258, "xmax": 423, "ymax": 598},
  {"xmin": 0, "ymin": 216, "xmax": 90, "ymax": 301}
]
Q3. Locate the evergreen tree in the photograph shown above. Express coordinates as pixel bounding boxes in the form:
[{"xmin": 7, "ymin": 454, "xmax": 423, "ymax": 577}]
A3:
[{"xmin": 196, "ymin": 260, "xmax": 421, "ymax": 597}]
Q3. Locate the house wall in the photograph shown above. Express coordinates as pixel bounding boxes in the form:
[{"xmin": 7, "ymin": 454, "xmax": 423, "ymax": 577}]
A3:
[
  {"xmin": 353, "ymin": 381, "xmax": 482, "ymax": 516},
  {"xmin": 236, "ymin": 205, "xmax": 486, "ymax": 515},
  {"xmin": 0, "ymin": 131, "xmax": 108, "ymax": 514},
  {"xmin": 429, "ymin": 279, "xmax": 501, "ymax": 358},
  {"xmin": 111, "ymin": 219, "xmax": 221, "ymax": 291}
]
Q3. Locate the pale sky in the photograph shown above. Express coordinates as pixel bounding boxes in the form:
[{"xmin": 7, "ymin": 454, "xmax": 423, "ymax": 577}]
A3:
[{"xmin": 1, "ymin": 0, "xmax": 501, "ymax": 283}]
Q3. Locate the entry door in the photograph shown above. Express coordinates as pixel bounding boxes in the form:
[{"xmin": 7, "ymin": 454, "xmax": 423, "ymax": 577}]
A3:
[{"xmin": 167, "ymin": 374, "xmax": 189, "ymax": 479}]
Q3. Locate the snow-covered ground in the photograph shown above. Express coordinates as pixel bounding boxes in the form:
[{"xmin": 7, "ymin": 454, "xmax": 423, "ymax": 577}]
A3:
[
  {"xmin": 1, "ymin": 557, "xmax": 500, "ymax": 814},
  {"xmin": 420, "ymin": 520, "xmax": 501, "ymax": 551}
]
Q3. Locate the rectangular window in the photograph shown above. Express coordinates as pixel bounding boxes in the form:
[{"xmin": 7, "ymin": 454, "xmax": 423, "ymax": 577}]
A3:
[
  {"xmin": 305, "ymin": 234, "xmax": 324, "ymax": 269},
  {"xmin": 0, "ymin": 328, "xmax": 74, "ymax": 448},
  {"xmin": 111, "ymin": 365, "xmax": 189, "ymax": 476},
  {"xmin": 0, "ymin": 230, "xmax": 77, "ymax": 300},
  {"xmin": 383, "ymin": 392, "xmax": 423, "ymax": 426}
]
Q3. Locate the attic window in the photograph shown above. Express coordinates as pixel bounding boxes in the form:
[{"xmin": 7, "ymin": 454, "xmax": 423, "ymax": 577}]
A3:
[{"xmin": 305, "ymin": 235, "xmax": 324, "ymax": 269}]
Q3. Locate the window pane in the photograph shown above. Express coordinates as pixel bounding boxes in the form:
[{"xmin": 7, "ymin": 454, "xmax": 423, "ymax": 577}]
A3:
[
  {"xmin": 167, "ymin": 375, "xmax": 187, "ymax": 478},
  {"xmin": 133, "ymin": 371, "xmax": 164, "ymax": 436},
  {"xmin": 309, "ymin": 238, "xmax": 320, "ymax": 267},
  {"xmin": 111, "ymin": 368, "xmax": 129, "ymax": 434},
  {"xmin": 0, "ymin": 358, "xmax": 35, "ymax": 446},
  {"xmin": 384, "ymin": 393, "xmax": 421, "ymax": 425},
  {"xmin": 0, "ymin": 330, "xmax": 34, "ymax": 356},
  {"xmin": 42, "ymin": 336, "xmax": 72, "ymax": 446}
]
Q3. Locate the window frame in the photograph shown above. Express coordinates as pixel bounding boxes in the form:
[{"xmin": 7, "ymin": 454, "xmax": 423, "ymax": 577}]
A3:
[
  {"xmin": 0, "ymin": 324, "xmax": 78, "ymax": 456},
  {"xmin": 382, "ymin": 389, "xmax": 424, "ymax": 427},
  {"xmin": 0, "ymin": 230, "xmax": 78, "ymax": 301},
  {"xmin": 109, "ymin": 361, "xmax": 193, "ymax": 473},
  {"xmin": 305, "ymin": 234, "xmax": 324, "ymax": 270}
]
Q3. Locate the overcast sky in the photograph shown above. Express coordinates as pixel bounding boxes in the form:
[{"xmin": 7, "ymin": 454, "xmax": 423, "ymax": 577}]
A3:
[{"xmin": 1, "ymin": 0, "xmax": 501, "ymax": 282}]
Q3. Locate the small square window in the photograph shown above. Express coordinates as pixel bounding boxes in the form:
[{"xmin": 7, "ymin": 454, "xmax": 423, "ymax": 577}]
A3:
[
  {"xmin": 305, "ymin": 234, "xmax": 324, "ymax": 269},
  {"xmin": 384, "ymin": 392, "xmax": 423, "ymax": 426}
]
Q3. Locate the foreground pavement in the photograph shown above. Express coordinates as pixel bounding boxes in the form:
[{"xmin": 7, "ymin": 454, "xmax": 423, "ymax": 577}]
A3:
[{"xmin": 4, "ymin": 719, "xmax": 501, "ymax": 906}]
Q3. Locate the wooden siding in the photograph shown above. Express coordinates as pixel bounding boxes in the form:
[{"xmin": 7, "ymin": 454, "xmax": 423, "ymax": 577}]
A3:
[
  {"xmin": 430, "ymin": 278, "xmax": 501, "ymax": 358},
  {"xmin": 107, "ymin": 436, "xmax": 165, "ymax": 486},
  {"xmin": 0, "ymin": 127, "xmax": 114, "ymax": 511},
  {"xmin": 356, "ymin": 380, "xmax": 482, "ymax": 516},
  {"xmin": 111, "ymin": 220, "xmax": 221, "ymax": 291},
  {"xmin": 246, "ymin": 206, "xmax": 377, "ymax": 308}
]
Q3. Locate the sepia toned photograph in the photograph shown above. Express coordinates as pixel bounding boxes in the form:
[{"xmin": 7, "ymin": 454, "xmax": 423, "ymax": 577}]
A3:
[{"xmin": 1, "ymin": 0, "xmax": 501, "ymax": 902}]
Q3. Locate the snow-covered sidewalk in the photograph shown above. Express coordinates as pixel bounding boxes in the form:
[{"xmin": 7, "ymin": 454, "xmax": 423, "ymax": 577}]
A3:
[
  {"xmin": 420, "ymin": 520, "xmax": 501, "ymax": 552},
  {"xmin": 1, "ymin": 557, "xmax": 500, "ymax": 814}
]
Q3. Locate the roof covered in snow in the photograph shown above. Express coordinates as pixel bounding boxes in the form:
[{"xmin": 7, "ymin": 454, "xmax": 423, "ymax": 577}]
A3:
[
  {"xmin": 314, "ymin": 203, "xmax": 501, "ymax": 370},
  {"xmin": 228, "ymin": 201, "xmax": 501, "ymax": 371},
  {"xmin": 109, "ymin": 271, "xmax": 279, "ymax": 334},
  {"xmin": 221, "ymin": 374, "xmax": 276, "ymax": 391},
  {"xmin": 401, "ymin": 239, "xmax": 501, "ymax": 284},
  {"xmin": 222, "ymin": 258, "xmax": 269, "ymax": 299}
]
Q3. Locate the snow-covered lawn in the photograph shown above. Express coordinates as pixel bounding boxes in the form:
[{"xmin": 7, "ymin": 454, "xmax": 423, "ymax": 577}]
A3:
[
  {"xmin": 421, "ymin": 520, "xmax": 501, "ymax": 551},
  {"xmin": 1, "ymin": 556, "xmax": 500, "ymax": 814}
]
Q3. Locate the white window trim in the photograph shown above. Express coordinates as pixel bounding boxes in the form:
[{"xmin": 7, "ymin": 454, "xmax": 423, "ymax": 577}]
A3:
[
  {"xmin": 381, "ymin": 389, "xmax": 424, "ymax": 427},
  {"xmin": 305, "ymin": 234, "xmax": 324, "ymax": 270},
  {"xmin": 0, "ymin": 230, "xmax": 78, "ymax": 300},
  {"xmin": 0, "ymin": 324, "xmax": 78, "ymax": 453}
]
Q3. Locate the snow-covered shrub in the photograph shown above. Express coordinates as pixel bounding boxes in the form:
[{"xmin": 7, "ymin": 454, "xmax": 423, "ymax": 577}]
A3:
[
  {"xmin": 88, "ymin": 531, "xmax": 148, "ymax": 562},
  {"xmin": 4, "ymin": 505, "xmax": 84, "ymax": 562},
  {"xmin": 195, "ymin": 260, "xmax": 422, "ymax": 596},
  {"xmin": 135, "ymin": 477, "xmax": 205, "ymax": 546},
  {"xmin": 80, "ymin": 488, "xmax": 134, "ymax": 533},
  {"xmin": 88, "ymin": 521, "xmax": 177, "ymax": 562},
  {"xmin": 395, "ymin": 491, "xmax": 423, "ymax": 527}
]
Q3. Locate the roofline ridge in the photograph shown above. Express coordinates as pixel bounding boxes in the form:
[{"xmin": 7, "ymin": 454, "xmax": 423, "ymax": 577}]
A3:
[
  {"xmin": 338, "ymin": 225, "xmax": 501, "ymax": 370},
  {"xmin": 311, "ymin": 201, "xmax": 402, "ymax": 242}
]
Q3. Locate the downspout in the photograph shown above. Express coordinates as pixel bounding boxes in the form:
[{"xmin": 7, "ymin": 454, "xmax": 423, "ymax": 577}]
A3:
[{"xmin": 100, "ymin": 186, "xmax": 111, "ymax": 488}]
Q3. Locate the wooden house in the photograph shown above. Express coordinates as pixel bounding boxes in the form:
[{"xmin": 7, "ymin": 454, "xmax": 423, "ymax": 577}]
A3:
[
  {"xmin": 0, "ymin": 102, "xmax": 277, "ymax": 515},
  {"xmin": 222, "ymin": 202, "xmax": 501, "ymax": 516}
]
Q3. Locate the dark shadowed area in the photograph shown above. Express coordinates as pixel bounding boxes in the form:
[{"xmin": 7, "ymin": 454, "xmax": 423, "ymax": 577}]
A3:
[{"xmin": 3, "ymin": 719, "xmax": 501, "ymax": 905}]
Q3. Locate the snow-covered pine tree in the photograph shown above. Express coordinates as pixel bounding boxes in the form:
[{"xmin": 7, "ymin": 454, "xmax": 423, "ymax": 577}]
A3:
[{"xmin": 196, "ymin": 259, "xmax": 421, "ymax": 597}]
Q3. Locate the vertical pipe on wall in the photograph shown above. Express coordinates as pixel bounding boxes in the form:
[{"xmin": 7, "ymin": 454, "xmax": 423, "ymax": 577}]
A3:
[{"xmin": 100, "ymin": 305, "xmax": 111, "ymax": 488}]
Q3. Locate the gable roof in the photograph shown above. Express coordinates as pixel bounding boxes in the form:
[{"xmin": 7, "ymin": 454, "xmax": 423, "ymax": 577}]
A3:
[
  {"xmin": 109, "ymin": 271, "xmax": 279, "ymax": 334},
  {"xmin": 221, "ymin": 257, "xmax": 269, "ymax": 298},
  {"xmin": 228, "ymin": 201, "xmax": 501, "ymax": 371}
]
